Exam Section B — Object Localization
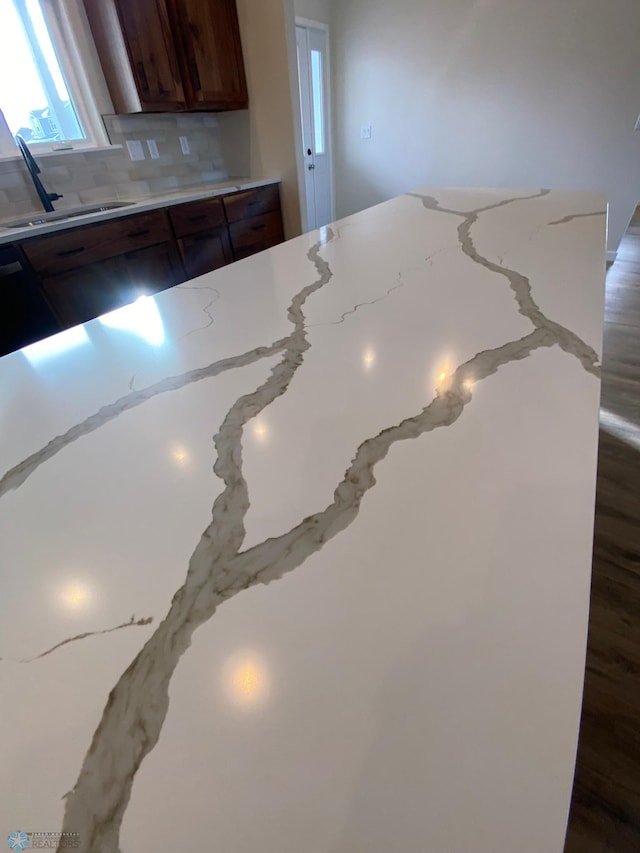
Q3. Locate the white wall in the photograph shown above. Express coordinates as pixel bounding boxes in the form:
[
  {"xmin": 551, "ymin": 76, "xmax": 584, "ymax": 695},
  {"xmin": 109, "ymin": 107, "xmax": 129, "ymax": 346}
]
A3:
[
  {"xmin": 332, "ymin": 0, "xmax": 640, "ymax": 255},
  {"xmin": 294, "ymin": 0, "xmax": 331, "ymax": 24},
  {"xmin": 218, "ymin": 0, "xmax": 302, "ymax": 239},
  {"xmin": 221, "ymin": 0, "xmax": 330, "ymax": 238}
]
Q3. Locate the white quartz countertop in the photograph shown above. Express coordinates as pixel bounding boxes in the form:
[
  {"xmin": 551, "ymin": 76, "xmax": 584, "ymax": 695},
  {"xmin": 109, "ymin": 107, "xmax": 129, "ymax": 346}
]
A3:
[
  {"xmin": 0, "ymin": 188, "xmax": 606, "ymax": 853},
  {"xmin": 0, "ymin": 177, "xmax": 279, "ymax": 245}
]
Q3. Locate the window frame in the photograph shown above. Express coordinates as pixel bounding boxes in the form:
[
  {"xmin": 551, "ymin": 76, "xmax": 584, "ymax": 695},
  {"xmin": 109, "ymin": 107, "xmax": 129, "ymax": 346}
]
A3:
[{"xmin": 0, "ymin": 0, "xmax": 114, "ymax": 157}]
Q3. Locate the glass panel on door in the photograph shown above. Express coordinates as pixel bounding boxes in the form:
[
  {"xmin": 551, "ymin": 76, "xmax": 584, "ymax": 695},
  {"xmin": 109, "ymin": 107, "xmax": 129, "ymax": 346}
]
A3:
[{"xmin": 311, "ymin": 49, "xmax": 325, "ymax": 155}]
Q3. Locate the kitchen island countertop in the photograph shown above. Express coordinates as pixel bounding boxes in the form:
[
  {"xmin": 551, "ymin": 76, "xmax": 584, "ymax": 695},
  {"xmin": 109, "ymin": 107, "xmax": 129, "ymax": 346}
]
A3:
[{"xmin": 0, "ymin": 187, "xmax": 606, "ymax": 853}]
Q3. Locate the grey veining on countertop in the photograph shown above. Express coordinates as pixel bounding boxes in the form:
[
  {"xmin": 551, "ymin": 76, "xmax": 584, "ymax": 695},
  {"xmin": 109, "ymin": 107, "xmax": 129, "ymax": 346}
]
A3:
[{"xmin": 0, "ymin": 187, "xmax": 606, "ymax": 853}]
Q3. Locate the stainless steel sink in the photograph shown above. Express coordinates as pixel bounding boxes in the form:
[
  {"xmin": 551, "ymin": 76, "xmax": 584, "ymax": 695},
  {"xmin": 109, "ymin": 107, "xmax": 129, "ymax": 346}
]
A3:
[{"xmin": 1, "ymin": 201, "xmax": 134, "ymax": 229}]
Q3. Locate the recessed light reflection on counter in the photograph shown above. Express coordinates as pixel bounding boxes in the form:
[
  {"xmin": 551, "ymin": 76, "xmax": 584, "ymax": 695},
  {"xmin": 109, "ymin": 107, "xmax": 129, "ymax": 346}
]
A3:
[
  {"xmin": 22, "ymin": 325, "xmax": 90, "ymax": 364},
  {"xmin": 99, "ymin": 295, "xmax": 165, "ymax": 345},
  {"xmin": 171, "ymin": 444, "xmax": 191, "ymax": 466},
  {"xmin": 362, "ymin": 348, "xmax": 376, "ymax": 370},
  {"xmin": 222, "ymin": 652, "xmax": 270, "ymax": 710},
  {"xmin": 252, "ymin": 420, "xmax": 269, "ymax": 442},
  {"xmin": 434, "ymin": 356, "xmax": 455, "ymax": 391},
  {"xmin": 57, "ymin": 580, "xmax": 94, "ymax": 614}
]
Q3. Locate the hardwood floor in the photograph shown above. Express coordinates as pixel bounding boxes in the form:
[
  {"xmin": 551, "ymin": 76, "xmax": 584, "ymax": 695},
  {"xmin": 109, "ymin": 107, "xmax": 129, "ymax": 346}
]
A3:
[{"xmin": 564, "ymin": 213, "xmax": 640, "ymax": 852}]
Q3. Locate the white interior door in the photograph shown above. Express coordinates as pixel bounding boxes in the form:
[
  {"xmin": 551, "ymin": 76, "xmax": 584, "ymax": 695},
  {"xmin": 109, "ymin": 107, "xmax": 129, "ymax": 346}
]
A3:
[{"xmin": 296, "ymin": 24, "xmax": 332, "ymax": 231}]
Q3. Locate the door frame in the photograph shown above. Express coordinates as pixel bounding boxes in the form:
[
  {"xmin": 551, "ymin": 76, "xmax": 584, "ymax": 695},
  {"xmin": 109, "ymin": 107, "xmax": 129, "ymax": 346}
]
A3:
[{"xmin": 295, "ymin": 16, "xmax": 335, "ymax": 230}]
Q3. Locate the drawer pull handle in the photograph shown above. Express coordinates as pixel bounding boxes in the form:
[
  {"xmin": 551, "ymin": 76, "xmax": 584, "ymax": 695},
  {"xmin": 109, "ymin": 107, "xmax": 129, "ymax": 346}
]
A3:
[
  {"xmin": 251, "ymin": 224, "xmax": 266, "ymax": 232},
  {"xmin": 0, "ymin": 261, "xmax": 23, "ymax": 276},
  {"xmin": 192, "ymin": 63, "xmax": 202, "ymax": 91},
  {"xmin": 57, "ymin": 247, "xmax": 86, "ymax": 257},
  {"xmin": 136, "ymin": 62, "xmax": 149, "ymax": 92},
  {"xmin": 188, "ymin": 215, "xmax": 207, "ymax": 222},
  {"xmin": 127, "ymin": 229, "xmax": 151, "ymax": 238},
  {"xmin": 191, "ymin": 233, "xmax": 215, "ymax": 243}
]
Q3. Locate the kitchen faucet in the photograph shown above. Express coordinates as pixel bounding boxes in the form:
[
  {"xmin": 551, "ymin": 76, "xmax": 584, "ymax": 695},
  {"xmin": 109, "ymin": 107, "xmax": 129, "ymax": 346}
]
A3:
[{"xmin": 14, "ymin": 134, "xmax": 63, "ymax": 213}]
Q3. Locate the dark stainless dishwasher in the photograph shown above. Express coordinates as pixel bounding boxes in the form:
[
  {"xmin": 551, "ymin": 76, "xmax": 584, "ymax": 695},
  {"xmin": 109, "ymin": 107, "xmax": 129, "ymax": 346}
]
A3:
[{"xmin": 0, "ymin": 244, "xmax": 60, "ymax": 357}]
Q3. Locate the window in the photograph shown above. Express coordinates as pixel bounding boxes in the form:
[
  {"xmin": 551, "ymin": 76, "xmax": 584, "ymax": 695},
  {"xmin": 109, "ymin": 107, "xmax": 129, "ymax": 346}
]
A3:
[
  {"xmin": 1, "ymin": 0, "xmax": 84, "ymax": 144},
  {"xmin": 0, "ymin": 0, "xmax": 113, "ymax": 155},
  {"xmin": 310, "ymin": 48, "xmax": 325, "ymax": 155}
]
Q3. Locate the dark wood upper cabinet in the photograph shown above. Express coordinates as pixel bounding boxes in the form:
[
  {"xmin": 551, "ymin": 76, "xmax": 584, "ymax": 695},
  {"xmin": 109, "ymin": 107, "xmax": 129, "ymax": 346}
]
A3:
[
  {"xmin": 113, "ymin": 0, "xmax": 187, "ymax": 111},
  {"xmin": 171, "ymin": 0, "xmax": 247, "ymax": 110},
  {"xmin": 84, "ymin": 0, "xmax": 247, "ymax": 113}
]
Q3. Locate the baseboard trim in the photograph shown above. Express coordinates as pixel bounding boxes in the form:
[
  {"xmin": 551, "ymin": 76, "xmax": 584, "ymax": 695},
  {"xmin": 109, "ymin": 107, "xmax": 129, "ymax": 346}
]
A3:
[{"xmin": 607, "ymin": 250, "xmax": 618, "ymax": 264}]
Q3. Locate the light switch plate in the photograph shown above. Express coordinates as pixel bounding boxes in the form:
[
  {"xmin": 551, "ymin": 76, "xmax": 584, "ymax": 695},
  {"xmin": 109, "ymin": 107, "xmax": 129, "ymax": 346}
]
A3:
[
  {"xmin": 126, "ymin": 140, "xmax": 145, "ymax": 161},
  {"xmin": 179, "ymin": 135, "xmax": 191, "ymax": 155},
  {"xmin": 146, "ymin": 139, "xmax": 160, "ymax": 159},
  {"xmin": 360, "ymin": 125, "xmax": 372, "ymax": 140}
]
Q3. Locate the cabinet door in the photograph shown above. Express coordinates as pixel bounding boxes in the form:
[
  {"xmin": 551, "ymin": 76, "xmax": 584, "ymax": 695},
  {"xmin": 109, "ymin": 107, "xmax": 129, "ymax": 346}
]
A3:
[
  {"xmin": 228, "ymin": 211, "xmax": 285, "ymax": 261},
  {"xmin": 0, "ymin": 248, "xmax": 60, "ymax": 356},
  {"xmin": 124, "ymin": 242, "xmax": 185, "ymax": 296},
  {"xmin": 40, "ymin": 243, "xmax": 183, "ymax": 329},
  {"xmin": 171, "ymin": 0, "xmax": 248, "ymax": 110},
  {"xmin": 113, "ymin": 0, "xmax": 186, "ymax": 111},
  {"xmin": 40, "ymin": 257, "xmax": 132, "ymax": 328},
  {"xmin": 179, "ymin": 226, "xmax": 232, "ymax": 280}
]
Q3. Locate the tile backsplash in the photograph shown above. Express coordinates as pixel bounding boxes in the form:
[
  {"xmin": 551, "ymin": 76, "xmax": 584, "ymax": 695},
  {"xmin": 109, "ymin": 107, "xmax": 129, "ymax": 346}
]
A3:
[{"xmin": 0, "ymin": 113, "xmax": 235, "ymax": 220}]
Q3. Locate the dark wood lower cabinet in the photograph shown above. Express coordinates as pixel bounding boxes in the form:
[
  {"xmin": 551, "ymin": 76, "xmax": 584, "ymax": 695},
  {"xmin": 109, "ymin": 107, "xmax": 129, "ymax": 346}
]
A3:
[
  {"xmin": 3, "ymin": 184, "xmax": 285, "ymax": 352},
  {"xmin": 39, "ymin": 241, "xmax": 182, "ymax": 329},
  {"xmin": 0, "ymin": 246, "xmax": 60, "ymax": 357},
  {"xmin": 229, "ymin": 211, "xmax": 285, "ymax": 261},
  {"xmin": 178, "ymin": 225, "xmax": 232, "ymax": 280}
]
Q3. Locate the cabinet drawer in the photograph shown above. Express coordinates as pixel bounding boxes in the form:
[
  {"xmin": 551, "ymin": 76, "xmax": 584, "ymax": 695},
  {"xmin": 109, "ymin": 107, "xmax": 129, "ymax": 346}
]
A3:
[
  {"xmin": 21, "ymin": 210, "xmax": 171, "ymax": 276},
  {"xmin": 38, "ymin": 241, "xmax": 182, "ymax": 328},
  {"xmin": 169, "ymin": 197, "xmax": 226, "ymax": 237},
  {"xmin": 223, "ymin": 184, "xmax": 280, "ymax": 223},
  {"xmin": 229, "ymin": 211, "xmax": 285, "ymax": 260},
  {"xmin": 179, "ymin": 226, "xmax": 232, "ymax": 279}
]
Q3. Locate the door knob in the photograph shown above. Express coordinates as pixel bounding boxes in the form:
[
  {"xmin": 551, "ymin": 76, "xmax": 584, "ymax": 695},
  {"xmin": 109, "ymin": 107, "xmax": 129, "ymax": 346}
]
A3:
[
  {"xmin": 307, "ymin": 148, "xmax": 312, "ymax": 156},
  {"xmin": 308, "ymin": 163, "xmax": 315, "ymax": 170}
]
